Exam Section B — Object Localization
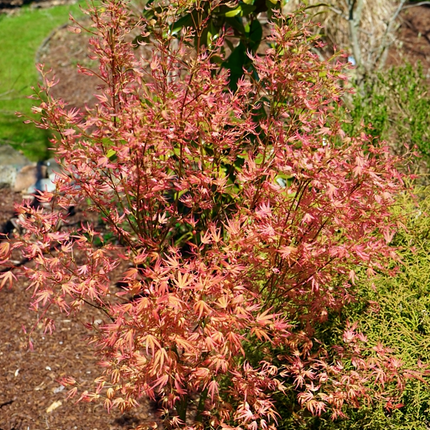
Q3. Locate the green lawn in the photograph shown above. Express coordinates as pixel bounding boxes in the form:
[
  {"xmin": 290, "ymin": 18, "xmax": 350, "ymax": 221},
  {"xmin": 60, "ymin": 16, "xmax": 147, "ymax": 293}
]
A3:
[{"xmin": 0, "ymin": 2, "xmax": 85, "ymax": 160}]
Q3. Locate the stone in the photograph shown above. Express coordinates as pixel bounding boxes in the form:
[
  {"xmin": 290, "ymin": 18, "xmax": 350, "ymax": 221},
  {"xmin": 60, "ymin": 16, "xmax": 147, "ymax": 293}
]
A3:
[
  {"xmin": 26, "ymin": 158, "xmax": 63, "ymax": 194},
  {"xmin": 14, "ymin": 163, "xmax": 47, "ymax": 192},
  {"xmin": 0, "ymin": 145, "xmax": 31, "ymax": 168},
  {"xmin": 45, "ymin": 158, "xmax": 62, "ymax": 176},
  {"xmin": 0, "ymin": 165, "xmax": 17, "ymax": 188},
  {"xmin": 28, "ymin": 173, "xmax": 57, "ymax": 194},
  {"xmin": 0, "ymin": 0, "xmax": 24, "ymax": 7}
]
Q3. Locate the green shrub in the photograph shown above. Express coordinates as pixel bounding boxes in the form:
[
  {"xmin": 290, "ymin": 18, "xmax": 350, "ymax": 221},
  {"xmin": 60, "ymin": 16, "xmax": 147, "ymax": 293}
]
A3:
[{"xmin": 343, "ymin": 64, "xmax": 430, "ymax": 178}]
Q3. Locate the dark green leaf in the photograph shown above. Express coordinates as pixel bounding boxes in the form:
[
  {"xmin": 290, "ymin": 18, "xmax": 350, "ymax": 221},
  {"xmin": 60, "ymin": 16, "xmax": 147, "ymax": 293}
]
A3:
[
  {"xmin": 223, "ymin": 42, "xmax": 247, "ymax": 91},
  {"xmin": 224, "ymin": 3, "xmax": 256, "ymax": 18},
  {"xmin": 248, "ymin": 19, "xmax": 263, "ymax": 53},
  {"xmin": 225, "ymin": 17, "xmax": 246, "ymax": 36},
  {"xmin": 170, "ymin": 13, "xmax": 193, "ymax": 35}
]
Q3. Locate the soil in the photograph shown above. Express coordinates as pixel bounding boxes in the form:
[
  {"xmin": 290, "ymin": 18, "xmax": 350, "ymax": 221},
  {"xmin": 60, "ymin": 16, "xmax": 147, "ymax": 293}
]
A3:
[{"xmin": 1, "ymin": 3, "xmax": 430, "ymax": 430}]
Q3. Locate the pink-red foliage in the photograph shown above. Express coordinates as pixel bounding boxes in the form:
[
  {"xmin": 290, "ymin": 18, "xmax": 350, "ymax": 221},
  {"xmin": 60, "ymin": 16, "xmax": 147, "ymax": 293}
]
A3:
[{"xmin": 2, "ymin": 1, "xmax": 414, "ymax": 428}]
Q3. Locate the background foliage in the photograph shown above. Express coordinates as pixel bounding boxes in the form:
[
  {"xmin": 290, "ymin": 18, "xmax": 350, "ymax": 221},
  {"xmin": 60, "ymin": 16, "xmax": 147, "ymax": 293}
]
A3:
[
  {"xmin": 342, "ymin": 63, "xmax": 430, "ymax": 178},
  {"xmin": 2, "ymin": 0, "xmax": 418, "ymax": 428}
]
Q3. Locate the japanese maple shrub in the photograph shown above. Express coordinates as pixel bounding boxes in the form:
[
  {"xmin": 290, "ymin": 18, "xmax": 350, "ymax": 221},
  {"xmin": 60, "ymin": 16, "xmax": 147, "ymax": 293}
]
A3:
[{"xmin": 0, "ymin": 0, "xmax": 414, "ymax": 428}]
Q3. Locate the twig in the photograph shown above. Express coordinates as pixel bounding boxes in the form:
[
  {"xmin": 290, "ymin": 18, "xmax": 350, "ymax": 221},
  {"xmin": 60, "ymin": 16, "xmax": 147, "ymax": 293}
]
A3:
[
  {"xmin": 0, "ymin": 400, "xmax": 14, "ymax": 408},
  {"xmin": 375, "ymin": 0, "xmax": 406, "ymax": 70},
  {"xmin": 348, "ymin": 0, "xmax": 363, "ymax": 67},
  {"xmin": 402, "ymin": 1, "xmax": 430, "ymax": 9}
]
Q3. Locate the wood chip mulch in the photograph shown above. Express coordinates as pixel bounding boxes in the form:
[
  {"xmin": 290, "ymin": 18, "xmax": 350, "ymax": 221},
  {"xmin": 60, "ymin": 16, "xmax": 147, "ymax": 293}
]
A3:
[{"xmin": 0, "ymin": 188, "xmax": 161, "ymax": 430}]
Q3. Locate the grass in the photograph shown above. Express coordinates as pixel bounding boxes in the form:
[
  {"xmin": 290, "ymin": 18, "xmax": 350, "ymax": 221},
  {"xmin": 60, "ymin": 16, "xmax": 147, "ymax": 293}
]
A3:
[{"xmin": 0, "ymin": 1, "xmax": 85, "ymax": 160}]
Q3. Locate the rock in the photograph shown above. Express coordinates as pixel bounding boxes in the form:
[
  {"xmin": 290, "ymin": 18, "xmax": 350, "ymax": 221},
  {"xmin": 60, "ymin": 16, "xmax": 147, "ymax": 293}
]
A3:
[
  {"xmin": 0, "ymin": 0, "xmax": 24, "ymax": 7},
  {"xmin": 0, "ymin": 165, "xmax": 17, "ymax": 188},
  {"xmin": 45, "ymin": 158, "xmax": 62, "ymax": 176},
  {"xmin": 14, "ymin": 163, "xmax": 47, "ymax": 192},
  {"xmin": 27, "ymin": 173, "xmax": 57, "ymax": 194},
  {"xmin": 0, "ymin": 148, "xmax": 63, "ymax": 194},
  {"xmin": 0, "ymin": 145, "xmax": 31, "ymax": 168},
  {"xmin": 26, "ymin": 158, "xmax": 62, "ymax": 193}
]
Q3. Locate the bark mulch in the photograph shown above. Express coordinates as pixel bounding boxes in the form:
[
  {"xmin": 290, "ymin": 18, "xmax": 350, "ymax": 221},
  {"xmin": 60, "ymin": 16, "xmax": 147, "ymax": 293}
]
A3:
[{"xmin": 0, "ymin": 189, "xmax": 161, "ymax": 430}]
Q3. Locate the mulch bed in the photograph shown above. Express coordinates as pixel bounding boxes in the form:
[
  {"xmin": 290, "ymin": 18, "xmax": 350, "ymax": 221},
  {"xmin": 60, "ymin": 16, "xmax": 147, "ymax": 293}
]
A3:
[
  {"xmin": 0, "ymin": 189, "xmax": 160, "ymax": 430},
  {"xmin": 386, "ymin": 4, "xmax": 430, "ymax": 75}
]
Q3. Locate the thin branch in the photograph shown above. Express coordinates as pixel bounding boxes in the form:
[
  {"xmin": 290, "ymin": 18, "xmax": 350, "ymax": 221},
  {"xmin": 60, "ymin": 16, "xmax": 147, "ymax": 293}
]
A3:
[
  {"xmin": 402, "ymin": 1, "xmax": 430, "ymax": 9},
  {"xmin": 355, "ymin": 0, "xmax": 365, "ymax": 26},
  {"xmin": 375, "ymin": 0, "xmax": 407, "ymax": 70},
  {"xmin": 348, "ymin": 0, "xmax": 362, "ymax": 67}
]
